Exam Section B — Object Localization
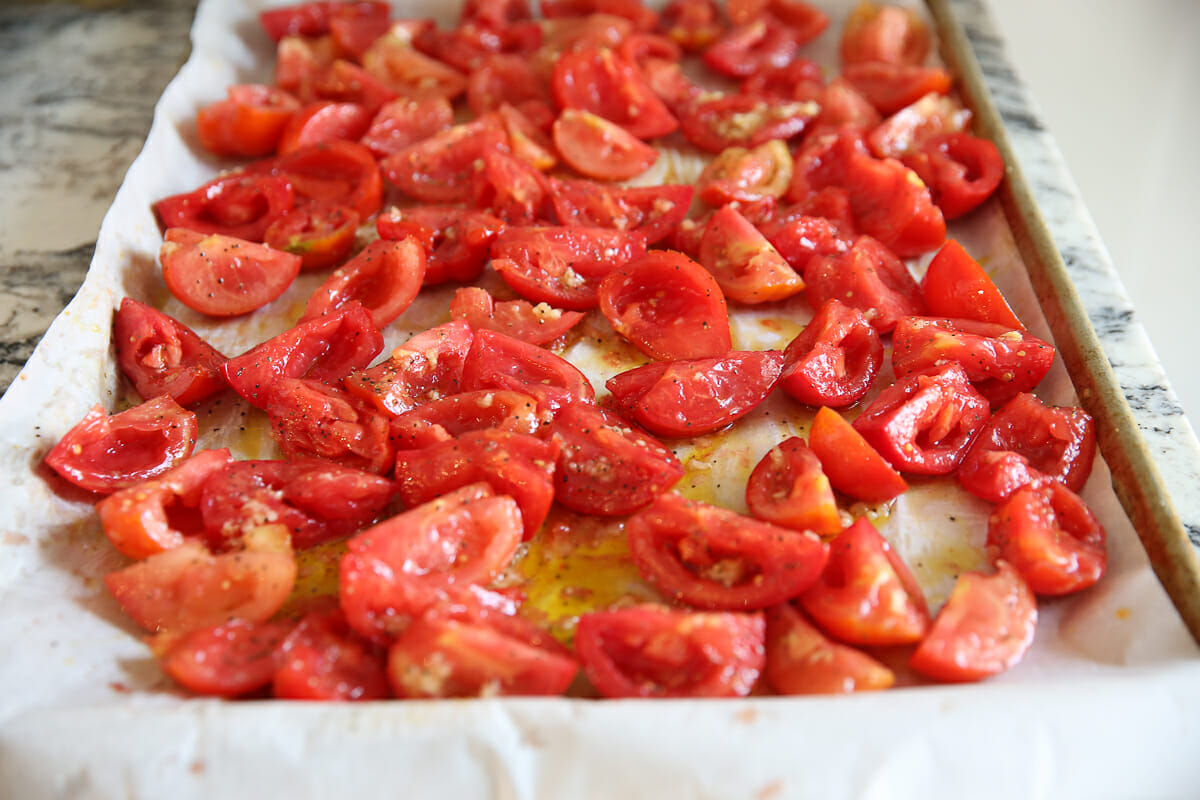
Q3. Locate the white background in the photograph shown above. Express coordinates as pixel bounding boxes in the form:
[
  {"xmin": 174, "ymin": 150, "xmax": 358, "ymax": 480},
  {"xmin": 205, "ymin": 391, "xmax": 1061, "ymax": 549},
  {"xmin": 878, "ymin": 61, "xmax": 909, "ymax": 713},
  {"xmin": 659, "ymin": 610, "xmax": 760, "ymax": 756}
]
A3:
[{"xmin": 991, "ymin": 0, "xmax": 1200, "ymax": 426}]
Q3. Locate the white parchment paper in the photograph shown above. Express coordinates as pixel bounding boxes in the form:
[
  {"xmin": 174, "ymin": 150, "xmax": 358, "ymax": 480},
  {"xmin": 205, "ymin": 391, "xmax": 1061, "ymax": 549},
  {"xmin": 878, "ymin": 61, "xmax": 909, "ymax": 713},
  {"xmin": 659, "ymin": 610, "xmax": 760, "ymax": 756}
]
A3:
[{"xmin": 1, "ymin": 1, "xmax": 1198, "ymax": 797}]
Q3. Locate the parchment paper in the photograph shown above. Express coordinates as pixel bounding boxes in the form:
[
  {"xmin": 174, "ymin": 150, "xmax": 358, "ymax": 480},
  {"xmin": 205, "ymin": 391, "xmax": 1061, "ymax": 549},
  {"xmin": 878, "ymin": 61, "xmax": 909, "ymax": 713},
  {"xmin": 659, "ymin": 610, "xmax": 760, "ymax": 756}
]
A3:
[{"xmin": 1, "ymin": 1, "xmax": 1198, "ymax": 797}]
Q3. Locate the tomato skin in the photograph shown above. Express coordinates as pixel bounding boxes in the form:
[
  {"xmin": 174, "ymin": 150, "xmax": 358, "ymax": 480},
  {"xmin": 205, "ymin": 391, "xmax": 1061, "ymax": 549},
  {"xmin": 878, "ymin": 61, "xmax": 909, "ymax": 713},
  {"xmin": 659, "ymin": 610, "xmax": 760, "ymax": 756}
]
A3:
[
  {"xmin": 362, "ymin": 31, "xmax": 468, "ymax": 101},
  {"xmin": 988, "ymin": 482, "xmax": 1106, "ymax": 596},
  {"xmin": 904, "ymin": 132, "xmax": 1005, "ymax": 220},
  {"xmin": 814, "ymin": 76, "xmax": 882, "ymax": 132},
  {"xmin": 388, "ymin": 615, "xmax": 578, "ymax": 698},
  {"xmin": 312, "ymin": 59, "xmax": 399, "ymax": 112},
  {"xmin": 764, "ymin": 213, "xmax": 853, "ymax": 277},
  {"xmin": 852, "ymin": 363, "xmax": 990, "ymax": 476},
  {"xmin": 361, "ymin": 96, "xmax": 454, "ymax": 159},
  {"xmin": 745, "ymin": 438, "xmax": 842, "ymax": 537},
  {"xmin": 344, "ymin": 320, "xmax": 475, "ymax": 417},
  {"xmin": 276, "ymin": 101, "xmax": 373, "ymax": 155},
  {"xmin": 196, "ymin": 83, "xmax": 301, "ymax": 158},
  {"xmin": 867, "ymin": 93, "xmax": 972, "ymax": 159},
  {"xmin": 389, "ymin": 389, "xmax": 544, "ymax": 451},
  {"xmin": 703, "ymin": 14, "xmax": 801, "ymax": 78},
  {"xmin": 153, "ymin": 173, "xmax": 295, "ymax": 243},
  {"xmin": 273, "ymin": 607, "xmax": 390, "ymax": 701},
  {"xmin": 698, "ymin": 205, "xmax": 804, "ymax": 304},
  {"xmin": 764, "ymin": 603, "xmax": 894, "ymax": 695},
  {"xmin": 96, "ymin": 448, "xmax": 234, "ymax": 561},
  {"xmin": 842, "ymin": 145, "xmax": 946, "ymax": 258},
  {"xmin": 45, "ymin": 396, "xmax": 198, "ymax": 495},
  {"xmin": 799, "ymin": 517, "xmax": 930, "ymax": 646},
  {"xmin": 253, "ymin": 140, "xmax": 383, "ymax": 221},
  {"xmin": 114, "ymin": 298, "xmax": 228, "ymax": 408},
  {"xmin": 909, "ymin": 561, "xmax": 1037, "ymax": 683},
  {"xmin": 222, "ymin": 303, "xmax": 383, "ymax": 409},
  {"xmin": 263, "ymin": 202, "xmax": 360, "ymax": 272},
  {"xmin": 302, "ymin": 238, "xmax": 426, "ymax": 328},
  {"xmin": 274, "ymin": 34, "xmax": 336, "ymax": 103},
  {"xmin": 449, "ymin": 287, "xmax": 584, "ymax": 346},
  {"xmin": 740, "ymin": 57, "xmax": 824, "ymax": 101},
  {"xmin": 680, "ymin": 93, "xmax": 817, "ymax": 153},
  {"xmin": 553, "ymin": 109, "xmax": 659, "ymax": 181},
  {"xmin": 807, "ymin": 406, "xmax": 908, "ymax": 503},
  {"xmin": 803, "ymin": 235, "xmax": 924, "ymax": 334},
  {"xmin": 959, "ymin": 393, "xmax": 1096, "ymax": 504},
  {"xmin": 891, "ymin": 316, "xmax": 1056, "ymax": 408},
  {"xmin": 549, "ymin": 178, "xmax": 692, "ymax": 246},
  {"xmin": 105, "ymin": 530, "xmax": 296, "ymax": 634},
  {"xmin": 575, "ymin": 604, "xmax": 765, "ymax": 698},
  {"xmin": 551, "ymin": 46, "xmax": 678, "ymax": 140},
  {"xmin": 460, "ymin": 328, "xmax": 596, "ymax": 405},
  {"xmin": 469, "ymin": 149, "xmax": 554, "ymax": 225},
  {"xmin": 780, "ymin": 298, "xmax": 882, "ymax": 408},
  {"xmin": 160, "ymin": 618, "xmax": 295, "ymax": 698},
  {"xmin": 841, "ymin": 1, "xmax": 931, "ymax": 66},
  {"xmin": 382, "ymin": 115, "xmax": 509, "ymax": 204},
  {"xmin": 920, "ymin": 239, "xmax": 1025, "ymax": 330},
  {"xmin": 843, "ymin": 62, "xmax": 953, "ymax": 117},
  {"xmin": 549, "ymin": 402, "xmax": 684, "ymax": 516},
  {"xmin": 266, "ymin": 378, "xmax": 395, "ymax": 475},
  {"xmin": 377, "ymin": 205, "xmax": 507, "ymax": 286},
  {"xmin": 696, "ymin": 140, "xmax": 793, "ymax": 206},
  {"xmin": 598, "ymin": 250, "xmax": 732, "ymax": 361},
  {"xmin": 606, "ymin": 350, "xmax": 785, "ymax": 438},
  {"xmin": 160, "ymin": 228, "xmax": 302, "ymax": 317},
  {"xmin": 466, "ymin": 53, "xmax": 552, "ymax": 117}
]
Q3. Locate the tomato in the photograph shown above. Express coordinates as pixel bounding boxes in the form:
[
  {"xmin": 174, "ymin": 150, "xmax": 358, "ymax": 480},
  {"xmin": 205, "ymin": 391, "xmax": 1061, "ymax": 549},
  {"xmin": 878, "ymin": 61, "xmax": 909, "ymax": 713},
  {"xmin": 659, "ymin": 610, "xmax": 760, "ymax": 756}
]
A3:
[
  {"xmin": 698, "ymin": 204, "xmax": 803, "ymax": 304},
  {"xmin": 766, "ymin": 0, "xmax": 830, "ymax": 40},
  {"xmin": 273, "ymin": 607, "xmax": 390, "ymax": 700},
  {"xmin": 745, "ymin": 437, "xmax": 842, "ymax": 537},
  {"xmin": 276, "ymin": 101, "xmax": 373, "ymax": 155},
  {"xmin": 449, "ymin": 287, "xmax": 584, "ymax": 346},
  {"xmin": 840, "ymin": 1, "xmax": 931, "ymax": 66},
  {"xmin": 195, "ymin": 84, "xmax": 300, "ymax": 158},
  {"xmin": 550, "ymin": 179, "xmax": 691, "ymax": 247},
  {"xmin": 891, "ymin": 316, "xmax": 1056, "ymax": 408},
  {"xmin": 274, "ymin": 35, "xmax": 336, "ymax": 103},
  {"xmin": 764, "ymin": 214, "xmax": 853, "ymax": 276},
  {"xmin": 339, "ymin": 485, "xmax": 523, "ymax": 637},
  {"xmin": 606, "ymin": 350, "xmax": 784, "ymax": 438},
  {"xmin": 153, "ymin": 173, "xmax": 294, "ymax": 243},
  {"xmin": 395, "ymin": 430, "xmax": 557, "ymax": 541},
  {"xmin": 361, "ymin": 96, "xmax": 453, "ymax": 159},
  {"xmin": 814, "ymin": 76, "xmax": 882, "ymax": 131},
  {"xmin": 160, "ymin": 228, "xmax": 301, "ymax": 317},
  {"xmin": 263, "ymin": 202, "xmax": 360, "ymax": 271},
  {"xmin": 958, "ymin": 393, "xmax": 1096, "ymax": 504},
  {"xmin": 542, "ymin": 0, "xmax": 659, "ymax": 31},
  {"xmin": 680, "ymin": 93, "xmax": 817, "ymax": 153},
  {"xmin": 199, "ymin": 459, "xmax": 395, "ymax": 550},
  {"xmin": 909, "ymin": 561, "xmax": 1037, "ymax": 683},
  {"xmin": 637, "ymin": 56, "xmax": 704, "ymax": 115},
  {"xmin": 903, "ymin": 132, "xmax": 1005, "ymax": 220},
  {"xmin": 362, "ymin": 31, "xmax": 467, "ymax": 101},
  {"xmin": 988, "ymin": 482, "xmax": 1106, "ymax": 596},
  {"xmin": 867, "ymin": 93, "xmax": 972, "ymax": 159},
  {"xmin": 266, "ymin": 378, "xmax": 395, "ymax": 474},
  {"xmin": 491, "ymin": 224, "xmax": 648, "ymax": 311},
  {"xmin": 696, "ymin": 140, "xmax": 793, "ymax": 206},
  {"xmin": 253, "ymin": 140, "xmax": 383, "ymax": 220},
  {"xmin": 764, "ymin": 603, "xmax": 893, "ymax": 695},
  {"xmin": 260, "ymin": 2, "xmax": 392, "ymax": 43},
  {"xmin": 784, "ymin": 125, "xmax": 861, "ymax": 203},
  {"xmin": 553, "ymin": 108, "xmax": 659, "ymax": 181},
  {"xmin": 114, "ymin": 298, "xmax": 228, "ymax": 408},
  {"xmin": 329, "ymin": 12, "xmax": 393, "ymax": 61},
  {"xmin": 388, "ymin": 614, "xmax": 578, "ymax": 698},
  {"xmin": 105, "ymin": 526, "xmax": 296, "ymax": 634},
  {"xmin": 222, "ymin": 303, "xmax": 383, "ymax": 409},
  {"xmin": 496, "ymin": 102, "xmax": 559, "ymax": 169},
  {"xmin": 344, "ymin": 320, "xmax": 474, "ymax": 416},
  {"xmin": 920, "ymin": 239, "xmax": 1025, "ymax": 330},
  {"xmin": 313, "ymin": 57, "xmax": 403, "ymax": 110},
  {"xmin": 617, "ymin": 32, "xmax": 683, "ymax": 68},
  {"xmin": 460, "ymin": 328, "xmax": 596, "ymax": 404},
  {"xmin": 460, "ymin": 0, "xmax": 533, "ymax": 28},
  {"xmin": 551, "ymin": 46, "xmax": 678, "ymax": 140},
  {"xmin": 388, "ymin": 389, "xmax": 544, "ymax": 451},
  {"xmin": 382, "ymin": 114, "xmax": 509, "ymax": 203},
  {"xmin": 702, "ymin": 14, "xmax": 801, "ymax": 79},
  {"xmin": 843, "ymin": 62, "xmax": 953, "ymax": 116},
  {"xmin": 96, "ymin": 448, "xmax": 234, "ymax": 561},
  {"xmin": 657, "ymin": 0, "xmax": 723, "ymax": 53},
  {"xmin": 598, "ymin": 250, "xmax": 732, "ymax": 361},
  {"xmin": 469, "ymin": 149, "xmax": 554, "ymax": 225},
  {"xmin": 799, "ymin": 517, "xmax": 929, "ymax": 645},
  {"xmin": 466, "ymin": 54, "xmax": 552, "ymax": 118},
  {"xmin": 852, "ymin": 362, "xmax": 990, "ymax": 476},
  {"xmin": 841, "ymin": 145, "xmax": 945, "ymax": 258},
  {"xmin": 803, "ymin": 235, "xmax": 924, "ymax": 334},
  {"xmin": 414, "ymin": 21, "xmax": 525, "ymax": 75},
  {"xmin": 807, "ymin": 406, "xmax": 908, "ymax": 503},
  {"xmin": 740, "ymin": 58, "xmax": 824, "ymax": 101},
  {"xmin": 549, "ymin": 402, "xmax": 684, "ymax": 516},
  {"xmin": 45, "ymin": 395, "xmax": 197, "ymax": 494},
  {"xmin": 302, "ymin": 238, "xmax": 426, "ymax": 328},
  {"xmin": 575, "ymin": 604, "xmax": 765, "ymax": 698},
  {"xmin": 377, "ymin": 205, "xmax": 506, "ymax": 286},
  {"xmin": 159, "ymin": 618, "xmax": 295, "ymax": 698},
  {"xmin": 780, "ymin": 299, "xmax": 881, "ymax": 408}
]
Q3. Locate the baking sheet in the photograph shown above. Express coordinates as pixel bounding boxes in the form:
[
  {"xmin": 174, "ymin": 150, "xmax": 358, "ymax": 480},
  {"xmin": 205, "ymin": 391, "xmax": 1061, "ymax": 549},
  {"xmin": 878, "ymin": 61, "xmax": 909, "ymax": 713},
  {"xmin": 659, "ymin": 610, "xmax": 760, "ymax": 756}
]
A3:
[{"xmin": 1, "ymin": 0, "xmax": 1199, "ymax": 796}]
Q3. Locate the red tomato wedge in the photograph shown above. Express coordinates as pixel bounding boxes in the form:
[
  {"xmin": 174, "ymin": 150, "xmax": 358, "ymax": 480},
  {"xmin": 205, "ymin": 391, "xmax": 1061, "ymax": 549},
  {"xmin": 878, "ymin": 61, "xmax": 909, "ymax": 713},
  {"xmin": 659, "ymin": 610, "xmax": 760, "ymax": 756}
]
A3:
[
  {"xmin": 362, "ymin": 31, "xmax": 468, "ymax": 101},
  {"xmin": 627, "ymin": 492, "xmax": 828, "ymax": 610},
  {"xmin": 803, "ymin": 235, "xmax": 924, "ymax": 334},
  {"xmin": 469, "ymin": 149, "xmax": 554, "ymax": 225},
  {"xmin": 344, "ymin": 320, "xmax": 474, "ymax": 416},
  {"xmin": 302, "ymin": 238, "xmax": 426, "ymax": 328},
  {"xmin": 160, "ymin": 229, "xmax": 302, "ymax": 317},
  {"xmin": 449, "ymin": 287, "xmax": 584, "ymax": 345},
  {"xmin": 276, "ymin": 101, "xmax": 373, "ymax": 155},
  {"xmin": 745, "ymin": 437, "xmax": 842, "ymax": 537},
  {"xmin": 697, "ymin": 205, "xmax": 804, "ymax": 304},
  {"xmin": 703, "ymin": 13, "xmax": 803, "ymax": 79},
  {"xmin": 696, "ymin": 140, "xmax": 793, "ymax": 206},
  {"xmin": 377, "ymin": 205, "xmax": 507, "ymax": 286},
  {"xmin": 867, "ymin": 93, "xmax": 972, "ymax": 159},
  {"xmin": 920, "ymin": 239, "xmax": 1025, "ymax": 330},
  {"xmin": 575, "ymin": 604, "xmax": 765, "ymax": 698},
  {"xmin": 840, "ymin": 1, "xmax": 931, "ymax": 66},
  {"xmin": 606, "ymin": 350, "xmax": 784, "ymax": 438},
  {"xmin": 254, "ymin": 140, "xmax": 383, "ymax": 220},
  {"xmin": 799, "ymin": 517, "xmax": 930, "ymax": 646},
  {"xmin": 680, "ymin": 93, "xmax": 817, "ymax": 153},
  {"xmin": 265, "ymin": 378, "xmax": 395, "ymax": 474},
  {"xmin": 553, "ymin": 109, "xmax": 659, "ymax": 181},
  {"xmin": 549, "ymin": 178, "xmax": 692, "ymax": 245},
  {"xmin": 657, "ymin": 0, "xmax": 723, "ymax": 52},
  {"xmin": 273, "ymin": 607, "xmax": 390, "ymax": 701},
  {"xmin": 780, "ymin": 298, "xmax": 882, "ymax": 408},
  {"xmin": 388, "ymin": 389, "xmax": 543, "ymax": 451},
  {"xmin": 551, "ymin": 46, "xmax": 678, "ymax": 140},
  {"xmin": 160, "ymin": 618, "xmax": 295, "ymax": 698},
  {"xmin": 598, "ymin": 250, "xmax": 732, "ymax": 361},
  {"xmin": 808, "ymin": 406, "xmax": 908, "ymax": 503},
  {"xmin": 764, "ymin": 603, "xmax": 894, "ymax": 695},
  {"xmin": 909, "ymin": 561, "xmax": 1037, "ymax": 683},
  {"xmin": 904, "ymin": 132, "xmax": 1006, "ymax": 220},
  {"xmin": 114, "ymin": 298, "xmax": 228, "ymax": 408},
  {"xmin": 154, "ymin": 173, "xmax": 294, "ymax": 242},
  {"xmin": 459, "ymin": 328, "xmax": 596, "ymax": 404},
  {"xmin": 196, "ymin": 83, "xmax": 300, "ymax": 158},
  {"xmin": 361, "ymin": 96, "xmax": 454, "ymax": 159},
  {"xmin": 382, "ymin": 114, "xmax": 509, "ymax": 203},
  {"xmin": 45, "ymin": 396, "xmax": 197, "ymax": 494},
  {"xmin": 842, "ymin": 62, "xmax": 953, "ymax": 116},
  {"xmin": 263, "ymin": 202, "xmax": 360, "ymax": 272}
]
